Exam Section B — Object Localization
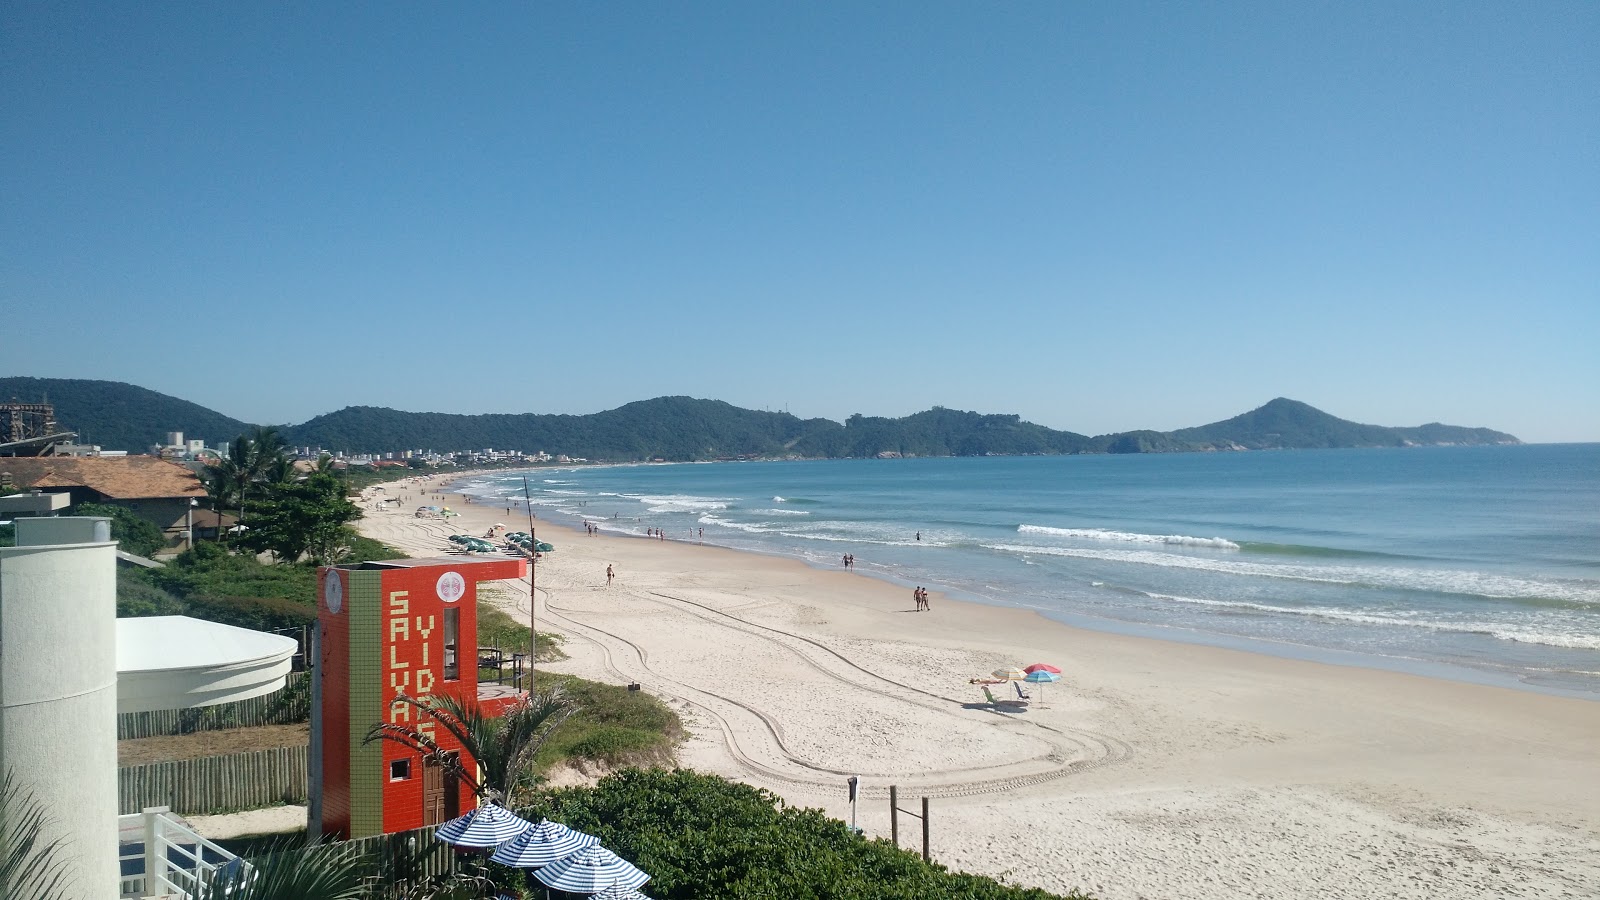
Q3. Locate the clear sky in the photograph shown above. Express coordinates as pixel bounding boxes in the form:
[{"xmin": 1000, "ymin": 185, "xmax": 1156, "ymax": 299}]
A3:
[{"xmin": 3, "ymin": 3, "xmax": 1596, "ymax": 442}]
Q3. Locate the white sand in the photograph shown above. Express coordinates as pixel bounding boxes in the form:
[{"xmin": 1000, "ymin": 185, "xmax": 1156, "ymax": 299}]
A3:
[{"xmin": 356, "ymin": 475, "xmax": 1600, "ymax": 900}]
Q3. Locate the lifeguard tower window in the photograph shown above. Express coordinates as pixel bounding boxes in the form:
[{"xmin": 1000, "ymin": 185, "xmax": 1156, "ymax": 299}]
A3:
[
  {"xmin": 443, "ymin": 608, "xmax": 460, "ymax": 681},
  {"xmin": 390, "ymin": 759, "xmax": 411, "ymax": 781}
]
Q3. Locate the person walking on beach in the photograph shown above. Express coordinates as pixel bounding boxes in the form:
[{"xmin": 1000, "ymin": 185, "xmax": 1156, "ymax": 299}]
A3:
[
  {"xmin": 606, "ymin": 564, "xmax": 614, "ymax": 584},
  {"xmin": 912, "ymin": 586, "xmax": 921, "ymax": 611}
]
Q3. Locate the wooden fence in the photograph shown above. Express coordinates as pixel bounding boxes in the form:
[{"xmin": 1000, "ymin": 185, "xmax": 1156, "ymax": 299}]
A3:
[
  {"xmin": 343, "ymin": 823, "xmax": 463, "ymax": 897},
  {"xmin": 117, "ymin": 745, "xmax": 307, "ymax": 815},
  {"xmin": 118, "ymin": 671, "xmax": 309, "ymax": 739}
]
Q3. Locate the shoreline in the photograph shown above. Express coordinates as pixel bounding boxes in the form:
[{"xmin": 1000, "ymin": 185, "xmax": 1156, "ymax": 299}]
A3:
[
  {"xmin": 353, "ymin": 471, "xmax": 1600, "ymax": 900},
  {"xmin": 456, "ymin": 463, "xmax": 1599, "ymax": 702}
]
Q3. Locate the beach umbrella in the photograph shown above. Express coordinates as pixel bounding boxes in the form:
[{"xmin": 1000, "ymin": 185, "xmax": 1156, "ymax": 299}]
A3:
[
  {"xmin": 434, "ymin": 803, "xmax": 533, "ymax": 850},
  {"xmin": 992, "ymin": 666, "xmax": 1026, "ymax": 681},
  {"xmin": 1023, "ymin": 663, "xmax": 1061, "ymax": 674},
  {"xmin": 534, "ymin": 845, "xmax": 650, "ymax": 893},
  {"xmin": 590, "ymin": 884, "xmax": 653, "ymax": 900},
  {"xmin": 489, "ymin": 819, "xmax": 599, "ymax": 869},
  {"xmin": 536, "ymin": 542, "xmax": 555, "ymax": 553},
  {"xmin": 1023, "ymin": 669, "xmax": 1061, "ymax": 706}
]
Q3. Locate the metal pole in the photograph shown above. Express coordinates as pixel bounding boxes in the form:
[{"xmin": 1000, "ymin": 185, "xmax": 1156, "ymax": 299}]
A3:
[
  {"xmin": 921, "ymin": 796, "xmax": 930, "ymax": 861},
  {"xmin": 522, "ymin": 476, "xmax": 538, "ymax": 694},
  {"xmin": 890, "ymin": 785, "xmax": 898, "ymax": 848}
]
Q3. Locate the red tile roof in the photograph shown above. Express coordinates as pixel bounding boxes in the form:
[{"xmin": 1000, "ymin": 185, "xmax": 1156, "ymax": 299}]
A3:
[{"xmin": 0, "ymin": 456, "xmax": 207, "ymax": 500}]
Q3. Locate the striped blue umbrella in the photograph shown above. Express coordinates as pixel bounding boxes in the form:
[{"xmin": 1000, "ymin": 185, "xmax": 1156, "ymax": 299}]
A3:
[
  {"xmin": 590, "ymin": 884, "xmax": 652, "ymax": 900},
  {"xmin": 534, "ymin": 845, "xmax": 650, "ymax": 893},
  {"xmin": 489, "ymin": 818, "xmax": 599, "ymax": 868},
  {"xmin": 434, "ymin": 803, "xmax": 532, "ymax": 849}
]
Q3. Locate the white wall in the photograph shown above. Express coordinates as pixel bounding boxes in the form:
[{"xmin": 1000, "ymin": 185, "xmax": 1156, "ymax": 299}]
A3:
[{"xmin": 0, "ymin": 518, "xmax": 119, "ymax": 900}]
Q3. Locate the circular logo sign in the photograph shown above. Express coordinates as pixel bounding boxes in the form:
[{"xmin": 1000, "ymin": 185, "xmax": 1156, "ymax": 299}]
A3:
[
  {"xmin": 323, "ymin": 573, "xmax": 343, "ymax": 614},
  {"xmin": 437, "ymin": 571, "xmax": 466, "ymax": 604}
]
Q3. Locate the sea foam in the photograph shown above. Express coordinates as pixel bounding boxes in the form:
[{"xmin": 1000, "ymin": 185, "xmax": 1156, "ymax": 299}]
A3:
[
  {"xmin": 989, "ymin": 544, "xmax": 1600, "ymax": 606},
  {"xmin": 1019, "ymin": 524, "xmax": 1240, "ymax": 550}
]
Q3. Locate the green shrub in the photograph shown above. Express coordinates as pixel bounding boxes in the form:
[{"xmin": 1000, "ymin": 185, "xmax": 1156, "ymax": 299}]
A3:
[
  {"xmin": 115, "ymin": 569, "xmax": 186, "ymax": 617},
  {"xmin": 182, "ymin": 594, "xmax": 316, "ymax": 633},
  {"xmin": 74, "ymin": 501, "xmax": 165, "ymax": 558},
  {"xmin": 153, "ymin": 541, "xmax": 316, "ymax": 604},
  {"xmin": 521, "ymin": 769, "xmax": 1088, "ymax": 900}
]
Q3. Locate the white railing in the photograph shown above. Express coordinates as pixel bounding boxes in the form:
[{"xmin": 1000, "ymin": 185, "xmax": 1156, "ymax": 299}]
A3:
[{"xmin": 117, "ymin": 806, "xmax": 247, "ymax": 899}]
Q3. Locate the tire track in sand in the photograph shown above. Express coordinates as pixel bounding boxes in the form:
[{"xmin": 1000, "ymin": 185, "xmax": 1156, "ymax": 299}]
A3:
[{"xmin": 536, "ymin": 583, "xmax": 1130, "ymax": 800}]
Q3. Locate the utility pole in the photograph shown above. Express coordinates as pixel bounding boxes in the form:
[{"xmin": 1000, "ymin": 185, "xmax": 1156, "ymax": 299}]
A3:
[{"xmin": 521, "ymin": 476, "xmax": 538, "ymax": 694}]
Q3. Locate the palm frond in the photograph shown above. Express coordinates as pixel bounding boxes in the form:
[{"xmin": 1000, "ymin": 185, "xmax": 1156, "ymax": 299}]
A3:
[
  {"xmin": 0, "ymin": 770, "xmax": 76, "ymax": 900},
  {"xmin": 197, "ymin": 836, "xmax": 368, "ymax": 900}
]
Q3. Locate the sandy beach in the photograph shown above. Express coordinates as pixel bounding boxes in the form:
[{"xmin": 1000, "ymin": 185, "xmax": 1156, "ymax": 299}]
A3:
[{"xmin": 357, "ymin": 474, "xmax": 1600, "ymax": 900}]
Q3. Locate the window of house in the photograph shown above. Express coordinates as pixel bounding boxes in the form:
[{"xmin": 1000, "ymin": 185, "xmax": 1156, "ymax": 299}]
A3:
[
  {"xmin": 390, "ymin": 759, "xmax": 410, "ymax": 781},
  {"xmin": 443, "ymin": 607, "xmax": 460, "ymax": 681}
]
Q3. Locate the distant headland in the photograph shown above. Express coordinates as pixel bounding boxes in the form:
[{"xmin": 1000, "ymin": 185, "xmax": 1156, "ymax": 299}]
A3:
[{"xmin": 0, "ymin": 377, "xmax": 1519, "ymax": 462}]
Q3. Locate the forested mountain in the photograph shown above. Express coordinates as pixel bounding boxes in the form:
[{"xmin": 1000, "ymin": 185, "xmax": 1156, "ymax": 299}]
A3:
[
  {"xmin": 1165, "ymin": 398, "xmax": 1520, "ymax": 450},
  {"xmin": 0, "ymin": 376, "xmax": 250, "ymax": 451},
  {"xmin": 1, "ymin": 378, "xmax": 1519, "ymax": 460}
]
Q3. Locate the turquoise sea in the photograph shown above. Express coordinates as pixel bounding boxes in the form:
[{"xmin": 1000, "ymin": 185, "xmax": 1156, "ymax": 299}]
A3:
[{"xmin": 457, "ymin": 444, "xmax": 1600, "ymax": 698}]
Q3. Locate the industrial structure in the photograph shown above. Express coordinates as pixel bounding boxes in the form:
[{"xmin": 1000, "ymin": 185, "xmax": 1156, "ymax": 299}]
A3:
[{"xmin": 0, "ymin": 398, "xmax": 74, "ymax": 456}]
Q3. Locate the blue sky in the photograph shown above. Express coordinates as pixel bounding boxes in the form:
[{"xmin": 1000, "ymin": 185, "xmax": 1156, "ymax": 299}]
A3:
[{"xmin": 4, "ymin": 3, "xmax": 1595, "ymax": 442}]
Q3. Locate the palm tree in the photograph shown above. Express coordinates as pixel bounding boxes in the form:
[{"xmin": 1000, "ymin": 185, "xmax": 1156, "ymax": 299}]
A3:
[
  {"xmin": 365, "ymin": 690, "xmax": 576, "ymax": 808},
  {"xmin": 0, "ymin": 770, "xmax": 74, "ymax": 900}
]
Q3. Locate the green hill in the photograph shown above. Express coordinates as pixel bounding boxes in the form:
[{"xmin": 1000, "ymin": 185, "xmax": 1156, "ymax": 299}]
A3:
[
  {"xmin": 0, "ymin": 377, "xmax": 1519, "ymax": 460},
  {"xmin": 0, "ymin": 376, "xmax": 252, "ymax": 452},
  {"xmin": 1164, "ymin": 398, "xmax": 1520, "ymax": 451}
]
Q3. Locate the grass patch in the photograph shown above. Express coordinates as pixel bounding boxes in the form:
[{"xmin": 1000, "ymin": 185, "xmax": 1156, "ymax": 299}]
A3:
[
  {"xmin": 536, "ymin": 674, "xmax": 683, "ymax": 772},
  {"xmin": 477, "ymin": 591, "xmax": 565, "ymax": 662}
]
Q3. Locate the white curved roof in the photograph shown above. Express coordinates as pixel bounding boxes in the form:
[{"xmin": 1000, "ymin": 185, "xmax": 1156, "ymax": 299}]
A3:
[{"xmin": 116, "ymin": 616, "xmax": 299, "ymax": 714}]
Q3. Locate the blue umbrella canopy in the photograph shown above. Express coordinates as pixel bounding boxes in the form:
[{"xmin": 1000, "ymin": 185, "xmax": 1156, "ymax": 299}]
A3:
[
  {"xmin": 590, "ymin": 884, "xmax": 652, "ymax": 900},
  {"xmin": 1022, "ymin": 668, "xmax": 1061, "ymax": 707},
  {"xmin": 488, "ymin": 818, "xmax": 599, "ymax": 868},
  {"xmin": 534, "ymin": 845, "xmax": 650, "ymax": 893},
  {"xmin": 434, "ymin": 803, "xmax": 533, "ymax": 849}
]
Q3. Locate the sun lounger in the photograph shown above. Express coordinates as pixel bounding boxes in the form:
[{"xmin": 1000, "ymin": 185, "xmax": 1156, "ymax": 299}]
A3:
[{"xmin": 1013, "ymin": 682, "xmax": 1031, "ymax": 701}]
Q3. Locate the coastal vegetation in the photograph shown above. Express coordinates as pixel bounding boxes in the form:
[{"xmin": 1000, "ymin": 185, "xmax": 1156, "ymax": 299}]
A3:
[
  {"xmin": 205, "ymin": 770, "xmax": 1087, "ymax": 900},
  {"xmin": 3, "ymin": 377, "xmax": 1518, "ymax": 462},
  {"xmin": 527, "ymin": 769, "xmax": 1087, "ymax": 899}
]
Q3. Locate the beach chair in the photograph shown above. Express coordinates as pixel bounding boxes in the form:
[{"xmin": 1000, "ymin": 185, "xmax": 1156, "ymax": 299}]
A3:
[
  {"xmin": 1013, "ymin": 682, "xmax": 1031, "ymax": 701},
  {"xmin": 981, "ymin": 686, "xmax": 1026, "ymax": 708}
]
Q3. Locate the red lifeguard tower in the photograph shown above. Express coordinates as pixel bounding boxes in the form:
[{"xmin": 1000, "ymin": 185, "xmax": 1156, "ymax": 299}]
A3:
[{"xmin": 309, "ymin": 556, "xmax": 527, "ymax": 839}]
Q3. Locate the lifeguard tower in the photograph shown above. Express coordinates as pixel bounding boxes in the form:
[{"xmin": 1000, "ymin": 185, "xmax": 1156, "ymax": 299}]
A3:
[{"xmin": 310, "ymin": 555, "xmax": 527, "ymax": 839}]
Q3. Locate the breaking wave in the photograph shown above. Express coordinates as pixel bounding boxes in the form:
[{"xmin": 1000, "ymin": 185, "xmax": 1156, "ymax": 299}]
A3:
[{"xmin": 1019, "ymin": 524, "xmax": 1240, "ymax": 550}]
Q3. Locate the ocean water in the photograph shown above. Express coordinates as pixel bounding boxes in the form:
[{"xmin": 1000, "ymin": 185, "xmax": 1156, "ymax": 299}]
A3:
[{"xmin": 455, "ymin": 445, "xmax": 1600, "ymax": 698}]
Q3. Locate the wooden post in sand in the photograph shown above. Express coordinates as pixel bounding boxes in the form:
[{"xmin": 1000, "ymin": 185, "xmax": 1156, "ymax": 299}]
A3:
[
  {"xmin": 890, "ymin": 785, "xmax": 898, "ymax": 847},
  {"xmin": 888, "ymin": 786, "xmax": 929, "ymax": 861},
  {"xmin": 921, "ymin": 796, "xmax": 930, "ymax": 861}
]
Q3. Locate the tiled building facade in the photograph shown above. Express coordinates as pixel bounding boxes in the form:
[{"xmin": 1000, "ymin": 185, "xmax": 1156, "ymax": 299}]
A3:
[{"xmin": 313, "ymin": 556, "xmax": 527, "ymax": 838}]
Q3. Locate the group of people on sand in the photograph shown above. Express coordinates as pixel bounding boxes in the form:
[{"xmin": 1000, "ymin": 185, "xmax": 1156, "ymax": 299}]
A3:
[
  {"xmin": 584, "ymin": 521, "xmax": 599, "ymax": 535},
  {"xmin": 912, "ymin": 586, "xmax": 930, "ymax": 611}
]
